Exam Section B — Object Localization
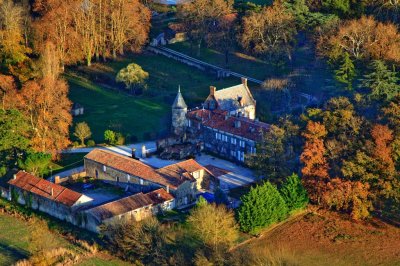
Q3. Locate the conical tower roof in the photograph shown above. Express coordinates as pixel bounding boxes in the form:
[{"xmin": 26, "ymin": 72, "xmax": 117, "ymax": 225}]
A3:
[{"xmin": 172, "ymin": 86, "xmax": 187, "ymax": 109}]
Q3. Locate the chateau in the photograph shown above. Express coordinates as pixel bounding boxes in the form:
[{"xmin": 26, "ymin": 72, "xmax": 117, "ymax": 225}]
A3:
[{"xmin": 168, "ymin": 78, "xmax": 270, "ymax": 163}]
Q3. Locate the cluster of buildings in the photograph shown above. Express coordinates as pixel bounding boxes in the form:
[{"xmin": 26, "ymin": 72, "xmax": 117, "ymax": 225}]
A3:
[
  {"xmin": 4, "ymin": 79, "xmax": 268, "ymax": 233},
  {"xmin": 160, "ymin": 78, "xmax": 270, "ymax": 163},
  {"xmin": 6, "ymin": 148, "xmax": 214, "ymax": 233}
]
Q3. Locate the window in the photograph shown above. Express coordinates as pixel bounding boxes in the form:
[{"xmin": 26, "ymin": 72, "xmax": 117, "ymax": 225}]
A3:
[
  {"xmin": 222, "ymin": 135, "xmax": 228, "ymax": 142},
  {"xmin": 230, "ymin": 150, "xmax": 235, "ymax": 157},
  {"xmin": 103, "ymin": 165, "xmax": 107, "ymax": 172},
  {"xmin": 231, "ymin": 138, "xmax": 236, "ymax": 145},
  {"xmin": 188, "ymin": 120, "xmax": 191, "ymax": 127},
  {"xmin": 215, "ymin": 132, "xmax": 221, "ymax": 140},
  {"xmin": 239, "ymin": 140, "xmax": 245, "ymax": 148},
  {"xmin": 241, "ymin": 152, "xmax": 245, "ymax": 162},
  {"xmin": 140, "ymin": 178, "xmax": 144, "ymax": 185}
]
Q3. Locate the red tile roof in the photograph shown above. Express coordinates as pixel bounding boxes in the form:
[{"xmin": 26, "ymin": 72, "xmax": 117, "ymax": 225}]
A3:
[
  {"xmin": 187, "ymin": 109, "xmax": 270, "ymax": 141},
  {"xmin": 87, "ymin": 192, "xmax": 153, "ymax": 221},
  {"xmin": 203, "ymin": 165, "xmax": 231, "ymax": 177},
  {"xmin": 8, "ymin": 171, "xmax": 84, "ymax": 207},
  {"xmin": 155, "ymin": 159, "xmax": 205, "ymax": 187},
  {"xmin": 146, "ymin": 188, "xmax": 175, "ymax": 205},
  {"xmin": 87, "ymin": 188, "xmax": 174, "ymax": 221},
  {"xmin": 85, "ymin": 149, "xmax": 173, "ymax": 188}
]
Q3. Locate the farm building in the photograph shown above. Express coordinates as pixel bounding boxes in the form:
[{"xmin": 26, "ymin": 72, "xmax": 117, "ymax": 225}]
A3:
[
  {"xmin": 82, "ymin": 188, "xmax": 174, "ymax": 232},
  {"xmin": 84, "ymin": 149, "xmax": 211, "ymax": 207},
  {"xmin": 8, "ymin": 171, "xmax": 93, "ymax": 224}
]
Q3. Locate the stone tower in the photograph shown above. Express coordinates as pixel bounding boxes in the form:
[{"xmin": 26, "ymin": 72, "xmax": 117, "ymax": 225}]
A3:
[{"xmin": 171, "ymin": 87, "xmax": 187, "ymax": 136}]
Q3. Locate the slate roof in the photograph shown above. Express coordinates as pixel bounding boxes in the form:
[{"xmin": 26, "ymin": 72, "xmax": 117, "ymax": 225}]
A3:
[
  {"xmin": 86, "ymin": 188, "xmax": 174, "ymax": 222},
  {"xmin": 187, "ymin": 109, "xmax": 270, "ymax": 141},
  {"xmin": 8, "ymin": 171, "xmax": 84, "ymax": 207},
  {"xmin": 211, "ymin": 83, "xmax": 255, "ymax": 111},
  {"xmin": 172, "ymin": 88, "xmax": 187, "ymax": 109}
]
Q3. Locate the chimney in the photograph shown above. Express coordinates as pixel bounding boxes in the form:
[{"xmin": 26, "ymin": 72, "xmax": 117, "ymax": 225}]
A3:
[
  {"xmin": 157, "ymin": 193, "xmax": 161, "ymax": 198},
  {"xmin": 234, "ymin": 120, "xmax": 241, "ymax": 128},
  {"xmin": 51, "ymin": 188, "xmax": 54, "ymax": 197},
  {"xmin": 54, "ymin": 176, "xmax": 61, "ymax": 184},
  {"xmin": 13, "ymin": 174, "xmax": 17, "ymax": 180},
  {"xmin": 131, "ymin": 147, "xmax": 137, "ymax": 159},
  {"xmin": 241, "ymin": 77, "xmax": 248, "ymax": 86},
  {"xmin": 210, "ymin": 86, "xmax": 216, "ymax": 96},
  {"xmin": 166, "ymin": 185, "xmax": 170, "ymax": 193}
]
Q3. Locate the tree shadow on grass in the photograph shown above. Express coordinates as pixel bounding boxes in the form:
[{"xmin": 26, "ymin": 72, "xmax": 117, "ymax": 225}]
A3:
[{"xmin": 0, "ymin": 241, "xmax": 30, "ymax": 264}]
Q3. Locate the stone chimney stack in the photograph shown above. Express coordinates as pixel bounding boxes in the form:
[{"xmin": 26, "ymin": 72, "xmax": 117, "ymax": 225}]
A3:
[
  {"xmin": 210, "ymin": 86, "xmax": 216, "ymax": 96},
  {"xmin": 241, "ymin": 77, "xmax": 248, "ymax": 86},
  {"xmin": 13, "ymin": 174, "xmax": 17, "ymax": 180},
  {"xmin": 51, "ymin": 188, "xmax": 54, "ymax": 197}
]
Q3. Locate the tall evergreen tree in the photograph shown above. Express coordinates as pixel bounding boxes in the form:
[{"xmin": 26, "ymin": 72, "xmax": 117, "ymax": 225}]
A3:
[
  {"xmin": 335, "ymin": 52, "xmax": 355, "ymax": 90},
  {"xmin": 238, "ymin": 182, "xmax": 288, "ymax": 234},
  {"xmin": 280, "ymin": 173, "xmax": 309, "ymax": 211},
  {"xmin": 361, "ymin": 60, "xmax": 400, "ymax": 101}
]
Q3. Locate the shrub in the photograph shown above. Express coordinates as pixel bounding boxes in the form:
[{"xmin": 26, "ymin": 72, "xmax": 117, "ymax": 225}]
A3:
[
  {"xmin": 114, "ymin": 133, "xmax": 125, "ymax": 145},
  {"xmin": 72, "ymin": 141, "xmax": 80, "ymax": 147},
  {"xmin": 280, "ymin": 173, "xmax": 309, "ymax": 212},
  {"xmin": 86, "ymin": 139, "xmax": 96, "ymax": 147},
  {"xmin": 238, "ymin": 181, "xmax": 288, "ymax": 234}
]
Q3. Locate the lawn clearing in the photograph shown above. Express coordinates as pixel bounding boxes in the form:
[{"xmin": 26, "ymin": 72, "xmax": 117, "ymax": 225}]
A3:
[
  {"xmin": 67, "ymin": 52, "xmax": 240, "ymax": 143},
  {"xmin": 49, "ymin": 152, "xmax": 88, "ymax": 175}
]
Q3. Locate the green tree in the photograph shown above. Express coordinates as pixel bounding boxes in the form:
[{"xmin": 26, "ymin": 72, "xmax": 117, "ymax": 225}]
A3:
[
  {"xmin": 248, "ymin": 125, "xmax": 287, "ymax": 180},
  {"xmin": 73, "ymin": 122, "xmax": 92, "ymax": 146},
  {"xmin": 361, "ymin": 60, "xmax": 400, "ymax": 101},
  {"xmin": 18, "ymin": 151, "xmax": 51, "ymax": 177},
  {"xmin": 280, "ymin": 173, "xmax": 308, "ymax": 211},
  {"xmin": 238, "ymin": 182, "xmax": 288, "ymax": 234},
  {"xmin": 335, "ymin": 52, "xmax": 355, "ymax": 90},
  {"xmin": 116, "ymin": 63, "xmax": 149, "ymax": 95},
  {"xmin": 0, "ymin": 109, "xmax": 30, "ymax": 164},
  {"xmin": 104, "ymin": 130, "xmax": 116, "ymax": 145}
]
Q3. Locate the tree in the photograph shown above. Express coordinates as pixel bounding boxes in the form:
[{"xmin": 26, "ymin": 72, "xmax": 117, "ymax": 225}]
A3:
[
  {"xmin": 0, "ymin": 74, "xmax": 18, "ymax": 110},
  {"xmin": 361, "ymin": 60, "xmax": 400, "ymax": 101},
  {"xmin": 101, "ymin": 217, "xmax": 168, "ymax": 265},
  {"xmin": 240, "ymin": 3, "xmax": 297, "ymax": 60},
  {"xmin": 73, "ymin": 122, "xmax": 92, "ymax": 146},
  {"xmin": 188, "ymin": 201, "xmax": 238, "ymax": 255},
  {"xmin": 280, "ymin": 173, "xmax": 309, "ymax": 211},
  {"xmin": 104, "ymin": 130, "xmax": 116, "ymax": 144},
  {"xmin": 0, "ymin": 109, "xmax": 30, "ymax": 163},
  {"xmin": 17, "ymin": 43, "xmax": 72, "ymax": 157},
  {"xmin": 248, "ymin": 125, "xmax": 287, "ymax": 180},
  {"xmin": 18, "ymin": 151, "xmax": 52, "ymax": 177},
  {"xmin": 317, "ymin": 16, "xmax": 400, "ymax": 63},
  {"xmin": 300, "ymin": 121, "xmax": 329, "ymax": 204},
  {"xmin": 238, "ymin": 182, "xmax": 288, "ymax": 234},
  {"xmin": 116, "ymin": 63, "xmax": 149, "ymax": 95},
  {"xmin": 178, "ymin": 0, "xmax": 233, "ymax": 56},
  {"xmin": 335, "ymin": 52, "xmax": 355, "ymax": 90}
]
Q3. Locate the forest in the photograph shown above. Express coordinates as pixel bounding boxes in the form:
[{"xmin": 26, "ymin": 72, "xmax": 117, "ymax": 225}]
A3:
[{"xmin": 0, "ymin": 0, "xmax": 400, "ymax": 265}]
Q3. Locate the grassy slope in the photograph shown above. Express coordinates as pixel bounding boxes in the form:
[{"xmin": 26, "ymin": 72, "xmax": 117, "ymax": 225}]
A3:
[
  {"xmin": 67, "ymin": 53, "xmax": 239, "ymax": 142},
  {"xmin": 0, "ymin": 213, "xmax": 128, "ymax": 265},
  {"xmin": 235, "ymin": 210, "xmax": 400, "ymax": 266}
]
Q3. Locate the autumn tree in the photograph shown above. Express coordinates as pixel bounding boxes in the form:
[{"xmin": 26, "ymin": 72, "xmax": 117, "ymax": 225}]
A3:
[
  {"xmin": 0, "ymin": 74, "xmax": 18, "ymax": 110},
  {"xmin": 361, "ymin": 60, "xmax": 400, "ymax": 101},
  {"xmin": 73, "ymin": 122, "xmax": 92, "ymax": 146},
  {"xmin": 18, "ymin": 43, "xmax": 72, "ymax": 157},
  {"xmin": 240, "ymin": 3, "xmax": 297, "ymax": 60},
  {"xmin": 300, "ymin": 121, "xmax": 329, "ymax": 204},
  {"xmin": 188, "ymin": 201, "xmax": 238, "ymax": 252},
  {"xmin": 178, "ymin": 0, "xmax": 233, "ymax": 56},
  {"xmin": 116, "ymin": 63, "xmax": 149, "ymax": 95},
  {"xmin": 317, "ymin": 16, "xmax": 400, "ymax": 63}
]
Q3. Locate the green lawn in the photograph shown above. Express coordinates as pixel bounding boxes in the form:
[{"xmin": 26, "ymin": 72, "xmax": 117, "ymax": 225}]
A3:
[
  {"xmin": 48, "ymin": 152, "xmax": 88, "ymax": 176},
  {"xmin": 67, "ymin": 52, "xmax": 240, "ymax": 143}
]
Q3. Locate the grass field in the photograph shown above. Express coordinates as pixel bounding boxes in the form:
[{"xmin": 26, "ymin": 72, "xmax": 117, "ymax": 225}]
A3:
[
  {"xmin": 234, "ymin": 209, "xmax": 400, "ymax": 266},
  {"xmin": 67, "ymin": 52, "xmax": 239, "ymax": 142}
]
